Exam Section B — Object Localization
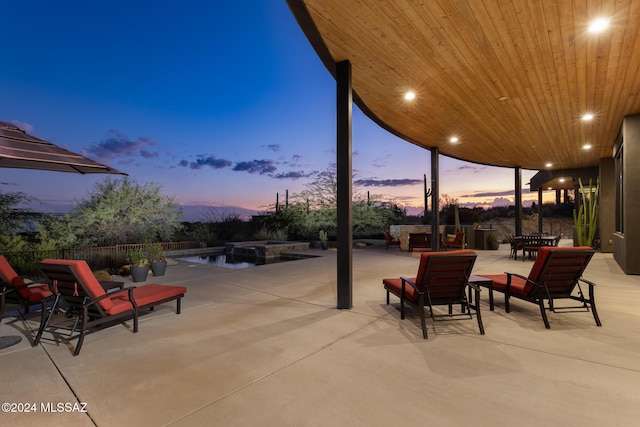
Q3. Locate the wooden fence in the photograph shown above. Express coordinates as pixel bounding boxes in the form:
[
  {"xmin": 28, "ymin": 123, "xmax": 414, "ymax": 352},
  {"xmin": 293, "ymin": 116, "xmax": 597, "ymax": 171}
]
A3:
[{"xmin": 3, "ymin": 241, "xmax": 201, "ymax": 279}]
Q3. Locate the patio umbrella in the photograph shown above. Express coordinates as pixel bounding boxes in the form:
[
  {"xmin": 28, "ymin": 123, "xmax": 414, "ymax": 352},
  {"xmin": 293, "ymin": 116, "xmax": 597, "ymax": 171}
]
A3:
[
  {"xmin": 0, "ymin": 120, "xmax": 126, "ymax": 349},
  {"xmin": 0, "ymin": 121, "xmax": 126, "ymax": 175}
]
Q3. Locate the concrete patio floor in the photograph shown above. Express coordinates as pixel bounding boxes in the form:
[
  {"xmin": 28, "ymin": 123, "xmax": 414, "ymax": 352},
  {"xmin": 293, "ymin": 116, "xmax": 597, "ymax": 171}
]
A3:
[{"xmin": 2, "ymin": 243, "xmax": 640, "ymax": 426}]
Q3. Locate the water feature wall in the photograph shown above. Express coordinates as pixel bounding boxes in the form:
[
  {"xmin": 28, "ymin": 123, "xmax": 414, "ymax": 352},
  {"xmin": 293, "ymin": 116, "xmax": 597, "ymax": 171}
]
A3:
[{"xmin": 225, "ymin": 241, "xmax": 310, "ymax": 260}]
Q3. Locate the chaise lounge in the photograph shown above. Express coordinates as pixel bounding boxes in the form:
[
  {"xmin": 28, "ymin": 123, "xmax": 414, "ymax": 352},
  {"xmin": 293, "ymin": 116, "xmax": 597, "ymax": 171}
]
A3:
[
  {"xmin": 35, "ymin": 258, "xmax": 187, "ymax": 356},
  {"xmin": 382, "ymin": 250, "xmax": 483, "ymax": 338},
  {"xmin": 0, "ymin": 255, "xmax": 53, "ymax": 321},
  {"xmin": 477, "ymin": 246, "xmax": 601, "ymax": 328}
]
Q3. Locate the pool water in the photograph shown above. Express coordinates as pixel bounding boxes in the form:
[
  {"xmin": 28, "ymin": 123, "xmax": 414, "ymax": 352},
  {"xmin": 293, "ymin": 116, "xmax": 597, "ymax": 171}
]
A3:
[{"xmin": 176, "ymin": 254, "xmax": 312, "ymax": 269}]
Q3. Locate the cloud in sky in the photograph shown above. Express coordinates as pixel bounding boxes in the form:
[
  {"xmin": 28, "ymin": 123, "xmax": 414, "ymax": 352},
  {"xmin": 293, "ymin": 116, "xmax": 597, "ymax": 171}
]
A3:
[
  {"xmin": 85, "ymin": 129, "xmax": 157, "ymax": 161},
  {"xmin": 177, "ymin": 155, "xmax": 280, "ymax": 175},
  {"xmin": 293, "ymin": 154, "xmax": 303, "ymax": 161},
  {"xmin": 491, "ymin": 197, "xmax": 513, "ymax": 207},
  {"xmin": 460, "ymin": 188, "xmax": 532, "ymax": 198},
  {"xmin": 454, "ymin": 164, "xmax": 487, "ymax": 173},
  {"xmin": 11, "ymin": 120, "xmax": 33, "ymax": 133},
  {"xmin": 185, "ymin": 156, "xmax": 233, "ymax": 170},
  {"xmin": 273, "ymin": 171, "xmax": 313, "ymax": 179},
  {"xmin": 140, "ymin": 150, "xmax": 158, "ymax": 158},
  {"xmin": 264, "ymin": 144, "xmax": 280, "ymax": 152},
  {"xmin": 355, "ymin": 178, "xmax": 422, "ymax": 187},
  {"xmin": 233, "ymin": 159, "xmax": 277, "ymax": 175},
  {"xmin": 372, "ymin": 153, "xmax": 392, "ymax": 168}
]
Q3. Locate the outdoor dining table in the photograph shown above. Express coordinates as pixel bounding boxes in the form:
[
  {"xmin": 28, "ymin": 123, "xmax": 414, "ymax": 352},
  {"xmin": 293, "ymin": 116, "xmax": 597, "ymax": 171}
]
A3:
[{"xmin": 514, "ymin": 235, "xmax": 559, "ymax": 260}]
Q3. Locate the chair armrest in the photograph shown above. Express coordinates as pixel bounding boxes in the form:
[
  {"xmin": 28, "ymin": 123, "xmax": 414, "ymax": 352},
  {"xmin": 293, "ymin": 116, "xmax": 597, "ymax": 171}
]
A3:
[
  {"xmin": 400, "ymin": 276, "xmax": 420, "ymax": 293},
  {"xmin": 466, "ymin": 282, "xmax": 481, "ymax": 292},
  {"xmin": 84, "ymin": 286, "xmax": 137, "ymax": 309},
  {"xmin": 504, "ymin": 272, "xmax": 538, "ymax": 291},
  {"xmin": 1, "ymin": 281, "xmax": 12, "ymax": 296},
  {"xmin": 578, "ymin": 277, "xmax": 597, "ymax": 287},
  {"xmin": 5, "ymin": 281, "xmax": 49, "ymax": 291}
]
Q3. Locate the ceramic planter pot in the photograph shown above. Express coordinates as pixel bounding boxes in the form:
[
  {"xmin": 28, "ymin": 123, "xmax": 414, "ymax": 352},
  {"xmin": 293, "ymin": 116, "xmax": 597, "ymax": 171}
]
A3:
[
  {"xmin": 151, "ymin": 261, "xmax": 167, "ymax": 276},
  {"xmin": 131, "ymin": 265, "xmax": 149, "ymax": 282}
]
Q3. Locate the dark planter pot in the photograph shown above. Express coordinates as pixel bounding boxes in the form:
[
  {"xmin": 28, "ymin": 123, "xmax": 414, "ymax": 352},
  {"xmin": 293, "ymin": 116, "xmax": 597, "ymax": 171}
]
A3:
[
  {"xmin": 151, "ymin": 261, "xmax": 167, "ymax": 276},
  {"xmin": 321, "ymin": 241, "xmax": 328, "ymax": 250},
  {"xmin": 130, "ymin": 265, "xmax": 149, "ymax": 282}
]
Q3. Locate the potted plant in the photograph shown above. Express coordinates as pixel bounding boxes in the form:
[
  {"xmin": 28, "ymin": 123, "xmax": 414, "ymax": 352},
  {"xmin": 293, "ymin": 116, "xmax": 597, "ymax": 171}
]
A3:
[
  {"xmin": 127, "ymin": 247, "xmax": 149, "ymax": 282},
  {"xmin": 487, "ymin": 233, "xmax": 500, "ymax": 250},
  {"xmin": 147, "ymin": 243, "xmax": 167, "ymax": 276},
  {"xmin": 319, "ymin": 229, "xmax": 328, "ymax": 250}
]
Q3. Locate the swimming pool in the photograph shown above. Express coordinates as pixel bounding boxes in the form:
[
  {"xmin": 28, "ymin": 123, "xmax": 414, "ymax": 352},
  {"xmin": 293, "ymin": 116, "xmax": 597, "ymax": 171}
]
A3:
[{"xmin": 176, "ymin": 253, "xmax": 317, "ymax": 269}]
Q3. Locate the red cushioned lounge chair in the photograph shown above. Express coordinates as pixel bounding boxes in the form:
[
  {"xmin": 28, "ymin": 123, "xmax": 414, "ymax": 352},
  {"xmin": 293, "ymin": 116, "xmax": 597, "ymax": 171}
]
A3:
[
  {"xmin": 0, "ymin": 255, "xmax": 53, "ymax": 321},
  {"xmin": 384, "ymin": 231, "xmax": 401, "ymax": 250},
  {"xmin": 478, "ymin": 246, "xmax": 601, "ymax": 329},
  {"xmin": 34, "ymin": 259, "xmax": 187, "ymax": 356},
  {"xmin": 442, "ymin": 231, "xmax": 464, "ymax": 251},
  {"xmin": 383, "ymin": 250, "xmax": 482, "ymax": 339}
]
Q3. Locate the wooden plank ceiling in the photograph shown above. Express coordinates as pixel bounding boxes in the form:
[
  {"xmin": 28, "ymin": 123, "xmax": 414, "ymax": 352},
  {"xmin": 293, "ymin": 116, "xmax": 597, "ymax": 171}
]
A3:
[{"xmin": 288, "ymin": 0, "xmax": 640, "ymax": 171}]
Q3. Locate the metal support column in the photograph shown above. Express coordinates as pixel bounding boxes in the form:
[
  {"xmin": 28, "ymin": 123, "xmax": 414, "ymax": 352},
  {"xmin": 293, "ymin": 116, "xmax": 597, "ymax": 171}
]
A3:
[
  {"xmin": 515, "ymin": 167, "xmax": 523, "ymax": 236},
  {"xmin": 538, "ymin": 187, "xmax": 543, "ymax": 234},
  {"xmin": 336, "ymin": 60, "xmax": 352, "ymax": 309},
  {"xmin": 431, "ymin": 148, "xmax": 440, "ymax": 252}
]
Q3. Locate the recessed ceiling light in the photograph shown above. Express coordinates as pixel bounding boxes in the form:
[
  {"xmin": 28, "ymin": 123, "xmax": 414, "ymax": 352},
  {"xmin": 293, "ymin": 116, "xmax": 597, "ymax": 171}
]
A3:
[
  {"xmin": 548, "ymin": 187, "xmax": 553, "ymax": 190},
  {"xmin": 498, "ymin": 96, "xmax": 508, "ymax": 101},
  {"xmin": 404, "ymin": 91, "xmax": 416, "ymax": 101},
  {"xmin": 450, "ymin": 136, "xmax": 459, "ymax": 143},
  {"xmin": 545, "ymin": 163, "xmax": 553, "ymax": 168},
  {"xmin": 582, "ymin": 113, "xmax": 594, "ymax": 121},
  {"xmin": 583, "ymin": 144, "xmax": 592, "ymax": 150},
  {"xmin": 589, "ymin": 18, "xmax": 610, "ymax": 33},
  {"xmin": 559, "ymin": 178, "xmax": 565, "ymax": 183}
]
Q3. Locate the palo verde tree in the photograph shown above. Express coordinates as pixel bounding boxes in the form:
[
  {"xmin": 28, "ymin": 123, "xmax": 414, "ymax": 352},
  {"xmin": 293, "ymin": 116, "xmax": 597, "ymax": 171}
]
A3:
[
  {"xmin": 41, "ymin": 177, "xmax": 183, "ymax": 247},
  {"xmin": 0, "ymin": 189, "xmax": 33, "ymax": 236},
  {"xmin": 0, "ymin": 188, "xmax": 34, "ymax": 252}
]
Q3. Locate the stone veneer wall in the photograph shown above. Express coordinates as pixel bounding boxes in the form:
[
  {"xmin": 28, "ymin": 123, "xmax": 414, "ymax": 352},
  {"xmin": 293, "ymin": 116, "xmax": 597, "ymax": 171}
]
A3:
[{"xmin": 389, "ymin": 225, "xmax": 447, "ymax": 251}]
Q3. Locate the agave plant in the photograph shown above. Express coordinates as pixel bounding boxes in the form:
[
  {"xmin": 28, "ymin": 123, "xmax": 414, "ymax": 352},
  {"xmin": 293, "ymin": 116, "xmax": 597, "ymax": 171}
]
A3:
[{"xmin": 573, "ymin": 177, "xmax": 599, "ymax": 247}]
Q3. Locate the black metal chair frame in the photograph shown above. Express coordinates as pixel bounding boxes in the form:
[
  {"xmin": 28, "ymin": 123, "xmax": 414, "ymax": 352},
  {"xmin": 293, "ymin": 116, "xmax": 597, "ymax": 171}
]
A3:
[
  {"xmin": 484, "ymin": 249, "xmax": 601, "ymax": 328},
  {"xmin": 34, "ymin": 261, "xmax": 184, "ymax": 356},
  {"xmin": 507, "ymin": 233, "xmax": 523, "ymax": 260},
  {"xmin": 384, "ymin": 253, "xmax": 483, "ymax": 338},
  {"xmin": 408, "ymin": 233, "xmax": 431, "ymax": 252},
  {"xmin": 0, "ymin": 280, "xmax": 53, "ymax": 321}
]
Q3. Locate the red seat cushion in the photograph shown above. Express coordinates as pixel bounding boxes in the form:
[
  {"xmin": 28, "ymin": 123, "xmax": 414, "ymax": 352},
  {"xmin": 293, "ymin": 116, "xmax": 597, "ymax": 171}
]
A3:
[
  {"xmin": 107, "ymin": 284, "xmax": 187, "ymax": 315},
  {"xmin": 23, "ymin": 284, "xmax": 54, "ymax": 302},
  {"xmin": 1, "ymin": 255, "xmax": 53, "ymax": 301},
  {"xmin": 40, "ymin": 258, "xmax": 113, "ymax": 312},
  {"xmin": 383, "ymin": 277, "xmax": 418, "ymax": 302},
  {"xmin": 480, "ymin": 274, "xmax": 530, "ymax": 296},
  {"xmin": 482, "ymin": 246, "xmax": 594, "ymax": 296},
  {"xmin": 383, "ymin": 250, "xmax": 477, "ymax": 302}
]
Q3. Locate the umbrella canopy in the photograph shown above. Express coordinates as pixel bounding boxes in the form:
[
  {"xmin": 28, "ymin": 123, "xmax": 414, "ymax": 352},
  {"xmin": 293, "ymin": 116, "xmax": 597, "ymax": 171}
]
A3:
[{"xmin": 0, "ymin": 121, "xmax": 126, "ymax": 175}]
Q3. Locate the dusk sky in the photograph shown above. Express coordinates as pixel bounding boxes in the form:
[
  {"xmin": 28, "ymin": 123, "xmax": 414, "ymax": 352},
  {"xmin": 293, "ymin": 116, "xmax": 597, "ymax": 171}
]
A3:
[{"xmin": 1, "ymin": 1, "xmax": 542, "ymax": 220}]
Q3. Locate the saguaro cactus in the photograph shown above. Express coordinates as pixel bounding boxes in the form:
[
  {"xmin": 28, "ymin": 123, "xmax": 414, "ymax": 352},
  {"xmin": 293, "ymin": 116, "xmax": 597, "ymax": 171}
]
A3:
[{"xmin": 573, "ymin": 177, "xmax": 599, "ymax": 247}]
